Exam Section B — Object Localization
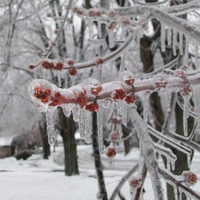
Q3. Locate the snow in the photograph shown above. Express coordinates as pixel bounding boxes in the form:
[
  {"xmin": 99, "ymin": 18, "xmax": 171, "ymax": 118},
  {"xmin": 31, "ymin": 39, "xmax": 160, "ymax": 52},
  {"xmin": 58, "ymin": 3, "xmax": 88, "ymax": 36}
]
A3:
[{"xmin": 0, "ymin": 146, "xmax": 200, "ymax": 200}]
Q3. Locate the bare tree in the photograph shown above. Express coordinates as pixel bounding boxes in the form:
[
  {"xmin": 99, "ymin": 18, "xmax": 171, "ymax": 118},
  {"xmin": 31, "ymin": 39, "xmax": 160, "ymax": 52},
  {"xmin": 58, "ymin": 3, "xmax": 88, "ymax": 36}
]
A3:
[{"xmin": 28, "ymin": 0, "xmax": 200, "ymax": 199}]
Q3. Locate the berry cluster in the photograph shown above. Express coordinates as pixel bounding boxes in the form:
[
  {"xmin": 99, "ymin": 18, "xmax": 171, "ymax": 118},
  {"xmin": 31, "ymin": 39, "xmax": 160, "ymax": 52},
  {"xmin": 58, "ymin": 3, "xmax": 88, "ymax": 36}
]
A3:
[
  {"xmin": 68, "ymin": 67, "xmax": 77, "ymax": 76},
  {"xmin": 34, "ymin": 87, "xmax": 51, "ymax": 104},
  {"xmin": 88, "ymin": 8, "xmax": 102, "ymax": 18},
  {"xmin": 72, "ymin": 7, "xmax": 85, "ymax": 16},
  {"xmin": 41, "ymin": 60, "xmax": 64, "ymax": 70},
  {"xmin": 108, "ymin": 10, "xmax": 116, "ymax": 18},
  {"xmin": 85, "ymin": 102, "xmax": 99, "ymax": 112},
  {"xmin": 180, "ymin": 87, "xmax": 192, "ymax": 97},
  {"xmin": 107, "ymin": 21, "xmax": 117, "ymax": 30},
  {"xmin": 154, "ymin": 75, "xmax": 168, "ymax": 92},
  {"xmin": 49, "ymin": 92, "xmax": 65, "ymax": 106},
  {"xmin": 121, "ymin": 16, "xmax": 131, "ymax": 27},
  {"xmin": 112, "ymin": 88, "xmax": 126, "ymax": 100},
  {"xmin": 106, "ymin": 146, "xmax": 117, "ymax": 158},
  {"xmin": 90, "ymin": 84, "xmax": 103, "ymax": 95},
  {"xmin": 73, "ymin": 90, "xmax": 88, "ymax": 108},
  {"xmin": 129, "ymin": 176, "xmax": 142, "ymax": 188},
  {"xmin": 125, "ymin": 94, "xmax": 136, "ymax": 104}
]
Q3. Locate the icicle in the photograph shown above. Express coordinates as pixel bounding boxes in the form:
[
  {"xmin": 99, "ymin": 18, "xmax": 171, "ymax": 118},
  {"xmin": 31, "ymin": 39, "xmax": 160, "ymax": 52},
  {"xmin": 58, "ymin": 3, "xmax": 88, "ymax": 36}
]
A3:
[
  {"xmin": 161, "ymin": 23, "xmax": 166, "ymax": 52},
  {"xmin": 57, "ymin": 72, "xmax": 62, "ymax": 87},
  {"xmin": 179, "ymin": 32, "xmax": 183, "ymax": 56},
  {"xmin": 173, "ymin": 29, "xmax": 177, "ymax": 56},
  {"xmin": 141, "ymin": 92, "xmax": 150, "ymax": 129},
  {"xmin": 88, "ymin": 18, "xmax": 93, "ymax": 39},
  {"xmin": 195, "ymin": 44, "xmax": 199, "ymax": 68},
  {"xmin": 97, "ymin": 21, "xmax": 102, "ymax": 38},
  {"xmin": 165, "ymin": 91, "xmax": 172, "ymax": 112},
  {"xmin": 182, "ymin": 95, "xmax": 191, "ymax": 136},
  {"xmin": 167, "ymin": 27, "xmax": 172, "ymax": 46},
  {"xmin": 84, "ymin": 110, "xmax": 92, "ymax": 144},
  {"xmin": 121, "ymin": 101, "xmax": 127, "ymax": 126},
  {"xmin": 97, "ymin": 101, "xmax": 104, "ymax": 154},
  {"xmin": 72, "ymin": 105, "xmax": 80, "ymax": 122},
  {"xmin": 79, "ymin": 109, "xmax": 85, "ymax": 139},
  {"xmin": 108, "ymin": 30, "xmax": 114, "ymax": 49},
  {"xmin": 46, "ymin": 107, "xmax": 57, "ymax": 146},
  {"xmin": 184, "ymin": 36, "xmax": 189, "ymax": 66}
]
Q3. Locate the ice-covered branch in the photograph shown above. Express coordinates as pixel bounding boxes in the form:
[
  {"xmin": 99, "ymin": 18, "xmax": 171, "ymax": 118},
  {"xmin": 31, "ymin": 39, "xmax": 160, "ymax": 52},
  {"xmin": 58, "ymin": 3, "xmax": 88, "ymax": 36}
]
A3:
[
  {"xmin": 158, "ymin": 168, "xmax": 200, "ymax": 200},
  {"xmin": 109, "ymin": 164, "xmax": 139, "ymax": 200},
  {"xmin": 115, "ymin": 1, "xmax": 200, "ymax": 43}
]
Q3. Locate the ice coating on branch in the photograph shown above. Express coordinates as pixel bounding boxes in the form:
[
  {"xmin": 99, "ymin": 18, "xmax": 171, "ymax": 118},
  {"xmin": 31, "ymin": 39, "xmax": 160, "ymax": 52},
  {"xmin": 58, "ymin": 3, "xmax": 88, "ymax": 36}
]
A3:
[
  {"xmin": 28, "ymin": 79, "xmax": 56, "ymax": 112},
  {"xmin": 83, "ymin": 78, "xmax": 102, "ymax": 96},
  {"xmin": 97, "ymin": 101, "xmax": 104, "ymax": 154},
  {"xmin": 46, "ymin": 107, "xmax": 57, "ymax": 146}
]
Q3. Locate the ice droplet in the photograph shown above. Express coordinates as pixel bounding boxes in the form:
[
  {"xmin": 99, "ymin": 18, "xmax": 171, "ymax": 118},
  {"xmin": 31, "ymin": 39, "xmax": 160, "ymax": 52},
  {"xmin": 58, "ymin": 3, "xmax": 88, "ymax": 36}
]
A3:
[
  {"xmin": 46, "ymin": 107, "xmax": 57, "ymax": 146},
  {"xmin": 97, "ymin": 101, "xmax": 104, "ymax": 154}
]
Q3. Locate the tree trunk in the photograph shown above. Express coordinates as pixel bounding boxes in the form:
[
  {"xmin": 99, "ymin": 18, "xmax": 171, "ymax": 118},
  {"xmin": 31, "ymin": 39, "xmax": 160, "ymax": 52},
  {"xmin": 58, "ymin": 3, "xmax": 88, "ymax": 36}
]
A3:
[
  {"xmin": 39, "ymin": 115, "xmax": 50, "ymax": 159},
  {"xmin": 59, "ymin": 109, "xmax": 79, "ymax": 176},
  {"xmin": 92, "ymin": 112, "xmax": 108, "ymax": 200}
]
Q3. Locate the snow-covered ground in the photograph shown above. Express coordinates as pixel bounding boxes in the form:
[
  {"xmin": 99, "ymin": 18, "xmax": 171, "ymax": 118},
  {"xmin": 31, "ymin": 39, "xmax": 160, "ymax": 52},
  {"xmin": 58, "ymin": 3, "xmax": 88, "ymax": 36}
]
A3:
[{"xmin": 0, "ymin": 145, "xmax": 200, "ymax": 200}]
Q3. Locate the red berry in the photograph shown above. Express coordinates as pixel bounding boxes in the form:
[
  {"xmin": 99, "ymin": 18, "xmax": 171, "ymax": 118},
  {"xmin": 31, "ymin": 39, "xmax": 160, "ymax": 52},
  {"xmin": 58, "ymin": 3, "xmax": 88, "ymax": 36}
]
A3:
[
  {"xmin": 29, "ymin": 65, "xmax": 35, "ymax": 69},
  {"xmin": 55, "ymin": 62, "xmax": 64, "ymax": 70},
  {"xmin": 182, "ymin": 171, "xmax": 198, "ymax": 186},
  {"xmin": 68, "ymin": 67, "xmax": 77, "ymax": 76},
  {"xmin": 106, "ymin": 146, "xmax": 116, "ymax": 158}
]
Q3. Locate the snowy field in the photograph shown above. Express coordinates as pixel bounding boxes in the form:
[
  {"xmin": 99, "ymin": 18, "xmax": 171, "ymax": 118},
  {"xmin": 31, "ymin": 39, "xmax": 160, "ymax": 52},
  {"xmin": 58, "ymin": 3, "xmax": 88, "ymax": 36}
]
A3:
[{"xmin": 0, "ymin": 145, "xmax": 200, "ymax": 200}]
